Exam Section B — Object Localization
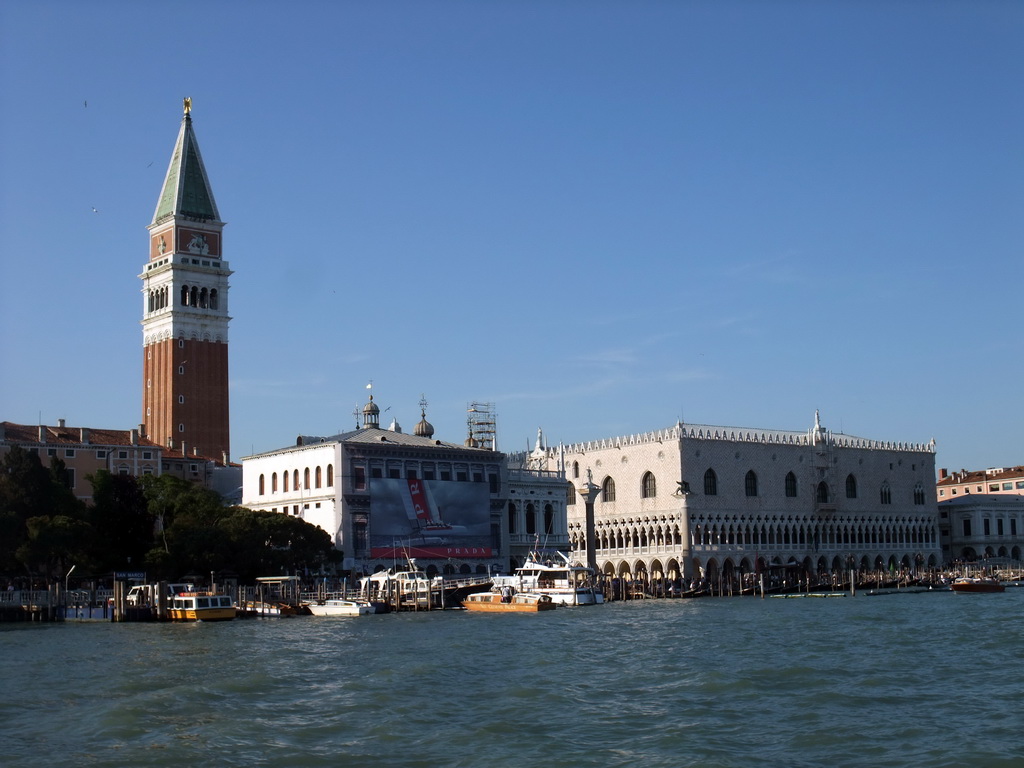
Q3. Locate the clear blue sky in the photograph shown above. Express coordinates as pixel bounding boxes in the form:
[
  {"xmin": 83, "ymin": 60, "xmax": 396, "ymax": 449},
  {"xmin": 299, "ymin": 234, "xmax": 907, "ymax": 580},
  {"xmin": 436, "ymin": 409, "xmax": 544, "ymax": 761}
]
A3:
[{"xmin": 1, "ymin": 1, "xmax": 1021, "ymax": 473}]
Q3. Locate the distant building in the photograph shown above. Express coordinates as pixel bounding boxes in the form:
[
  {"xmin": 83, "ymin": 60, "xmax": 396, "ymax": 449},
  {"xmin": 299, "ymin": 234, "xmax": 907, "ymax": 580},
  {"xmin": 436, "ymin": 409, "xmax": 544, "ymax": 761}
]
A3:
[
  {"xmin": 241, "ymin": 395, "xmax": 511, "ymax": 575},
  {"xmin": 936, "ymin": 466, "xmax": 1024, "ymax": 500},
  {"xmin": 536, "ymin": 411, "xmax": 941, "ymax": 584},
  {"xmin": 936, "ymin": 466, "xmax": 1024, "ymax": 563},
  {"xmin": 141, "ymin": 99, "xmax": 232, "ymax": 462},
  {"xmin": 0, "ymin": 419, "xmax": 239, "ymax": 501},
  {"xmin": 504, "ymin": 429, "xmax": 572, "ymax": 567},
  {"xmin": 938, "ymin": 495, "xmax": 1024, "ymax": 563},
  {"xmin": 0, "ymin": 420, "xmax": 160, "ymax": 501}
]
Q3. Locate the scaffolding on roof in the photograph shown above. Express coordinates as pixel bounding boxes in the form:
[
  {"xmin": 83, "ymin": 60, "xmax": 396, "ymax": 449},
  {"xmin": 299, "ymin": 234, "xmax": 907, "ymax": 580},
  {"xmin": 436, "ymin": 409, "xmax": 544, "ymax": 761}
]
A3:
[{"xmin": 466, "ymin": 402, "xmax": 497, "ymax": 451}]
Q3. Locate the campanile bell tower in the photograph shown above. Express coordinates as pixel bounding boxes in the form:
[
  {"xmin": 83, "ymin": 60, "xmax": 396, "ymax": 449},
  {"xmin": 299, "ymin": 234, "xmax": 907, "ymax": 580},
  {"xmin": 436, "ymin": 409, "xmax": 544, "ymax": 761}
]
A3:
[{"xmin": 141, "ymin": 99, "xmax": 231, "ymax": 460}]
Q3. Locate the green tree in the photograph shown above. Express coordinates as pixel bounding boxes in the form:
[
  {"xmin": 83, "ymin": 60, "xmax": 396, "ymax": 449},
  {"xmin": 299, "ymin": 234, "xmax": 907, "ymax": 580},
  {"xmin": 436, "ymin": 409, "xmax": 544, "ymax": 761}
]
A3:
[
  {"xmin": 16, "ymin": 515, "xmax": 96, "ymax": 579},
  {"xmin": 88, "ymin": 471, "xmax": 155, "ymax": 573},
  {"xmin": 0, "ymin": 446, "xmax": 87, "ymax": 575}
]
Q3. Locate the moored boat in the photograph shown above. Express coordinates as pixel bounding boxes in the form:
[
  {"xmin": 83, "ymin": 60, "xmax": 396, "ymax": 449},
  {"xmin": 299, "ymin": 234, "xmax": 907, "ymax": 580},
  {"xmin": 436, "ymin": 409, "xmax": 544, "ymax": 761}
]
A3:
[
  {"xmin": 951, "ymin": 576, "xmax": 1005, "ymax": 594},
  {"xmin": 493, "ymin": 550, "xmax": 604, "ymax": 606},
  {"xmin": 359, "ymin": 560, "xmax": 445, "ymax": 610},
  {"xmin": 306, "ymin": 598, "xmax": 375, "ymax": 617},
  {"xmin": 168, "ymin": 592, "xmax": 236, "ymax": 621},
  {"xmin": 462, "ymin": 588, "xmax": 556, "ymax": 613}
]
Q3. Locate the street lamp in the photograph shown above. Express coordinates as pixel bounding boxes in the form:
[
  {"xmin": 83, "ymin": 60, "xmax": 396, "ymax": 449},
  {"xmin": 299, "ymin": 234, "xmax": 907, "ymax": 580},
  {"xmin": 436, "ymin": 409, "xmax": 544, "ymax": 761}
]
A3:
[{"xmin": 64, "ymin": 564, "xmax": 76, "ymax": 607}]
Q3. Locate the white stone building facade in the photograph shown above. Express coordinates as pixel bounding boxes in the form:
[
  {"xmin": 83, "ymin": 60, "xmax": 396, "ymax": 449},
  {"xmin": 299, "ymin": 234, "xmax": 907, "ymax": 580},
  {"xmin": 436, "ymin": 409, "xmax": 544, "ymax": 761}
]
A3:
[
  {"xmin": 544, "ymin": 413, "xmax": 941, "ymax": 586},
  {"xmin": 241, "ymin": 407, "xmax": 511, "ymax": 576}
]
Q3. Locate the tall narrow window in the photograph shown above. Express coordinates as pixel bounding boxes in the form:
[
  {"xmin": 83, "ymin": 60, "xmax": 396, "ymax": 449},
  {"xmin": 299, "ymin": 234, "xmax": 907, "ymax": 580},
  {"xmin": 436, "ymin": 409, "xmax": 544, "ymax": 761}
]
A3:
[
  {"xmin": 271, "ymin": 472, "xmax": 278, "ymax": 493},
  {"xmin": 304, "ymin": 468, "xmax": 311, "ymax": 490},
  {"xmin": 785, "ymin": 472, "xmax": 797, "ymax": 497},
  {"xmin": 880, "ymin": 483, "xmax": 892, "ymax": 505},
  {"xmin": 913, "ymin": 483, "xmax": 925, "ymax": 505},
  {"xmin": 745, "ymin": 470, "xmax": 758, "ymax": 497},
  {"xmin": 259, "ymin": 474, "xmax": 265, "ymax": 495},
  {"xmin": 566, "ymin": 482, "xmax": 576, "ymax": 505},
  {"xmin": 704, "ymin": 469, "xmax": 718, "ymax": 496},
  {"xmin": 602, "ymin": 476, "xmax": 616, "ymax": 502},
  {"xmin": 327, "ymin": 464, "xmax": 334, "ymax": 487},
  {"xmin": 641, "ymin": 471, "xmax": 656, "ymax": 499},
  {"xmin": 846, "ymin": 474, "xmax": 857, "ymax": 499},
  {"xmin": 315, "ymin": 466, "xmax": 322, "ymax": 488},
  {"xmin": 816, "ymin": 481, "xmax": 829, "ymax": 503}
]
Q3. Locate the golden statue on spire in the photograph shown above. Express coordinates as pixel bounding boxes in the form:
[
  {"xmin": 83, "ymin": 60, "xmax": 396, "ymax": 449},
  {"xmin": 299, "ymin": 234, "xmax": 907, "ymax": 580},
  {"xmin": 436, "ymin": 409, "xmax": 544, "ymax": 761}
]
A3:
[{"xmin": 183, "ymin": 97, "xmax": 192, "ymax": 115}]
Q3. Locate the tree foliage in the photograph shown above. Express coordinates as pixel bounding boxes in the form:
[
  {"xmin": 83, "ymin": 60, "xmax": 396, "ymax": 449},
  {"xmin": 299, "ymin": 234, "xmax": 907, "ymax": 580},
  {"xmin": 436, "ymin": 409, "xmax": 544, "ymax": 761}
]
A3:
[{"xmin": 0, "ymin": 450, "xmax": 340, "ymax": 583}]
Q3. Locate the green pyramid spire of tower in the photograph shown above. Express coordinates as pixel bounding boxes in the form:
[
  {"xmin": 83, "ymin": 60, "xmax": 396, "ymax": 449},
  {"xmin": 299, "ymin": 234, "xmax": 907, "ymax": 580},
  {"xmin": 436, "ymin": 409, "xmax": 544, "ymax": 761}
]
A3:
[{"xmin": 151, "ymin": 99, "xmax": 221, "ymax": 225}]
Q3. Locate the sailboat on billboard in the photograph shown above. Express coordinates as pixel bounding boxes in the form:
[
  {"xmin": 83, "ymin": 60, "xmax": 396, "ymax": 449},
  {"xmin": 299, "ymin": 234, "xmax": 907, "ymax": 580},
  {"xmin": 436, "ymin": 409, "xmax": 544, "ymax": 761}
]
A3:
[{"xmin": 401, "ymin": 478, "xmax": 466, "ymax": 543}]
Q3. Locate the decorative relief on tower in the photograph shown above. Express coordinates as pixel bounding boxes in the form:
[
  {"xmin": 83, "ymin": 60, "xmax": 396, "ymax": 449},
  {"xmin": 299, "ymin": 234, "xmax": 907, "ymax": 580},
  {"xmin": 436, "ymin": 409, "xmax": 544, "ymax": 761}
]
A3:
[
  {"xmin": 177, "ymin": 228, "xmax": 220, "ymax": 257},
  {"xmin": 150, "ymin": 231, "xmax": 173, "ymax": 261}
]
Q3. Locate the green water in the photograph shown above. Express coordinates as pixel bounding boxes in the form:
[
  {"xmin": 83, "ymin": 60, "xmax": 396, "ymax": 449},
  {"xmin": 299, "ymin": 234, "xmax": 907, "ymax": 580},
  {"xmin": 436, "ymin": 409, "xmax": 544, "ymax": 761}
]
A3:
[{"xmin": 2, "ymin": 590, "xmax": 1022, "ymax": 767}]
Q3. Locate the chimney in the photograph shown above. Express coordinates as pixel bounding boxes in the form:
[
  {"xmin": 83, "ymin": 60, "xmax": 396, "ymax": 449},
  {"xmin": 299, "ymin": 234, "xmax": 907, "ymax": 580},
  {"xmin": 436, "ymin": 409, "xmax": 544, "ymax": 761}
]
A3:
[
  {"xmin": 139, "ymin": 423, "xmax": 146, "ymax": 439},
  {"xmin": 38, "ymin": 425, "xmax": 46, "ymax": 443},
  {"xmin": 130, "ymin": 429, "xmax": 139, "ymax": 445},
  {"xmin": 222, "ymin": 451, "xmax": 228, "ymax": 466},
  {"xmin": 939, "ymin": 468, "xmax": 948, "ymax": 480},
  {"xmin": 181, "ymin": 441, "xmax": 187, "ymax": 458},
  {"xmin": 80, "ymin": 428, "xmax": 90, "ymax": 444},
  {"xmin": 58, "ymin": 418, "xmax": 65, "ymax": 429}
]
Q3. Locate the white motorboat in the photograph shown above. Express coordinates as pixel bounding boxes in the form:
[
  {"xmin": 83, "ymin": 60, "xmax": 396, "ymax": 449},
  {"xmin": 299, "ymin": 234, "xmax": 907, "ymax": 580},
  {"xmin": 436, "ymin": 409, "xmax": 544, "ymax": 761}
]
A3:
[
  {"xmin": 306, "ymin": 599, "xmax": 374, "ymax": 617},
  {"xmin": 493, "ymin": 550, "xmax": 604, "ymax": 606},
  {"xmin": 359, "ymin": 560, "xmax": 445, "ymax": 610}
]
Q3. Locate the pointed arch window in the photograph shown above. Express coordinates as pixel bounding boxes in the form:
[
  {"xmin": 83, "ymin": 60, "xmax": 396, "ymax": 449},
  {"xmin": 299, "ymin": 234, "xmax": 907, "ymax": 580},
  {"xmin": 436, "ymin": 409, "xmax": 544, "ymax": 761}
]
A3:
[
  {"xmin": 704, "ymin": 468, "xmax": 718, "ymax": 496},
  {"xmin": 572, "ymin": 461, "xmax": 579, "ymax": 479},
  {"xmin": 846, "ymin": 474, "xmax": 858, "ymax": 499},
  {"xmin": 913, "ymin": 482, "xmax": 925, "ymax": 505},
  {"xmin": 602, "ymin": 476, "xmax": 616, "ymax": 502},
  {"xmin": 816, "ymin": 481, "xmax": 829, "ymax": 503},
  {"xmin": 785, "ymin": 471, "xmax": 797, "ymax": 497},
  {"xmin": 566, "ymin": 482, "xmax": 576, "ymax": 505},
  {"xmin": 641, "ymin": 471, "xmax": 657, "ymax": 499},
  {"xmin": 745, "ymin": 470, "xmax": 758, "ymax": 497},
  {"xmin": 880, "ymin": 483, "xmax": 892, "ymax": 505}
]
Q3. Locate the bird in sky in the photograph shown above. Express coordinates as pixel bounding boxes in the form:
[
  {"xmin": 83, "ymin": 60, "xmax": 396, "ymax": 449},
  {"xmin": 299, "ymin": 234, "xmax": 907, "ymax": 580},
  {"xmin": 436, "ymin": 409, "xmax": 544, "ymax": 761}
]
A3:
[{"xmin": 91, "ymin": 207, "xmax": 99, "ymax": 213}]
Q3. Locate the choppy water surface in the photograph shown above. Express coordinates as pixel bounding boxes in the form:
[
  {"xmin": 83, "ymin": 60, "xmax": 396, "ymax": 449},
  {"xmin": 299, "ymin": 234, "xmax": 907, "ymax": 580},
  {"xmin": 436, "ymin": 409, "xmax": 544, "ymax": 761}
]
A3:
[{"xmin": 2, "ymin": 590, "xmax": 1023, "ymax": 768}]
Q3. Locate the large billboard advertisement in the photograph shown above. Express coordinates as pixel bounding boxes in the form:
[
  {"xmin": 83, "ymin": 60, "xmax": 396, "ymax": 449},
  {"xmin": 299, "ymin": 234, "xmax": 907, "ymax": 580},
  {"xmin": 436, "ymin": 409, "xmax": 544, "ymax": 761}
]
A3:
[{"xmin": 369, "ymin": 478, "xmax": 493, "ymax": 559}]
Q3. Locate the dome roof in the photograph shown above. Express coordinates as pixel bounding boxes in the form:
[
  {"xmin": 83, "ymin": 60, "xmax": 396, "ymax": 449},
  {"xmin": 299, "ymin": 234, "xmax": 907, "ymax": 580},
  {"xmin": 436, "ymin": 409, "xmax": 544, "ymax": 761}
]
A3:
[{"xmin": 414, "ymin": 416, "xmax": 434, "ymax": 438}]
